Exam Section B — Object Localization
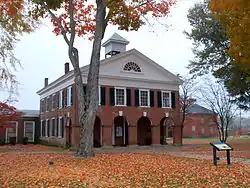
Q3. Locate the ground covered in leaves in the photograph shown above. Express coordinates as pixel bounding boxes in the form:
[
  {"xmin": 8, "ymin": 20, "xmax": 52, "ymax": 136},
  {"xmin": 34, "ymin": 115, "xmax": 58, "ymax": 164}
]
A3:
[{"xmin": 0, "ymin": 142, "xmax": 250, "ymax": 188}]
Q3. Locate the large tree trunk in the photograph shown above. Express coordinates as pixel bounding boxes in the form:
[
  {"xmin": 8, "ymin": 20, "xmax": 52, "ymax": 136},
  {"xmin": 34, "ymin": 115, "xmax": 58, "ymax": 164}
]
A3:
[{"xmin": 75, "ymin": 1, "xmax": 108, "ymax": 158}]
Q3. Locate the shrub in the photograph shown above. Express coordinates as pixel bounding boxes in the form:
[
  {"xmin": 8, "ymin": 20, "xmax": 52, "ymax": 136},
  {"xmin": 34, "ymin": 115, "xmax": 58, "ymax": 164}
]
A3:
[
  {"xmin": 0, "ymin": 139, "xmax": 5, "ymax": 145},
  {"xmin": 22, "ymin": 137, "xmax": 28, "ymax": 145},
  {"xmin": 9, "ymin": 137, "xmax": 16, "ymax": 145}
]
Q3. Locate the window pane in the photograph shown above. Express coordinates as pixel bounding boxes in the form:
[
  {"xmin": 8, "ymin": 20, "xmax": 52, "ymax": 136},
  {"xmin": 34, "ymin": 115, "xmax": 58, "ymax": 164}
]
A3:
[
  {"xmin": 116, "ymin": 89, "xmax": 125, "ymax": 105},
  {"xmin": 140, "ymin": 90, "xmax": 148, "ymax": 106},
  {"xmin": 162, "ymin": 92, "xmax": 170, "ymax": 107},
  {"xmin": 25, "ymin": 122, "xmax": 34, "ymax": 141}
]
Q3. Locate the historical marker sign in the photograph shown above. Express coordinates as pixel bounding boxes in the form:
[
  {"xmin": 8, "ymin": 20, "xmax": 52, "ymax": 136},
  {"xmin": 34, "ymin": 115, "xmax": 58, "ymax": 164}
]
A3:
[
  {"xmin": 210, "ymin": 142, "xmax": 233, "ymax": 151},
  {"xmin": 210, "ymin": 141, "xmax": 233, "ymax": 166}
]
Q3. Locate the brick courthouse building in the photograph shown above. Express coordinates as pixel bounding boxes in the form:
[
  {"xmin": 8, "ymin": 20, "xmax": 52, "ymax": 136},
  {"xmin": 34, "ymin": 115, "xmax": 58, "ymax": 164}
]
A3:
[{"xmin": 37, "ymin": 33, "xmax": 183, "ymax": 147}]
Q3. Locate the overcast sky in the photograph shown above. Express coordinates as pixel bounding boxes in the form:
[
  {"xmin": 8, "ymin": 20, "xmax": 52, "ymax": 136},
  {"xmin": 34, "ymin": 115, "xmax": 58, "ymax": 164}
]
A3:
[{"xmin": 3, "ymin": 0, "xmax": 202, "ymax": 110}]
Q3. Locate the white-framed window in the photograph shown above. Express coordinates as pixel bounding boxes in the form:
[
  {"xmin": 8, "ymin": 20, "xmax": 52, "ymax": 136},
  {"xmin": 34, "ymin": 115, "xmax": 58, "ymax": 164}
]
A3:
[
  {"xmin": 201, "ymin": 127, "xmax": 205, "ymax": 134},
  {"xmin": 52, "ymin": 94, "xmax": 56, "ymax": 111},
  {"xmin": 41, "ymin": 99, "xmax": 44, "ymax": 113},
  {"xmin": 59, "ymin": 90, "xmax": 63, "ymax": 109},
  {"xmin": 5, "ymin": 121, "xmax": 18, "ymax": 143},
  {"xmin": 46, "ymin": 97, "xmax": 50, "ymax": 112},
  {"xmin": 45, "ymin": 119, "xmax": 48, "ymax": 137},
  {"xmin": 24, "ymin": 121, "xmax": 35, "ymax": 142},
  {"xmin": 201, "ymin": 118, "xmax": 204, "ymax": 124},
  {"xmin": 67, "ymin": 86, "xmax": 72, "ymax": 106},
  {"xmin": 58, "ymin": 117, "xmax": 63, "ymax": 138},
  {"xmin": 161, "ymin": 91, "xmax": 171, "ymax": 108},
  {"xmin": 40, "ymin": 120, "xmax": 43, "ymax": 137},
  {"xmin": 115, "ymin": 87, "xmax": 126, "ymax": 106},
  {"xmin": 210, "ymin": 125, "xmax": 214, "ymax": 134},
  {"xmin": 139, "ymin": 89, "xmax": 150, "ymax": 107},
  {"xmin": 123, "ymin": 62, "xmax": 142, "ymax": 72},
  {"xmin": 192, "ymin": 126, "xmax": 196, "ymax": 132}
]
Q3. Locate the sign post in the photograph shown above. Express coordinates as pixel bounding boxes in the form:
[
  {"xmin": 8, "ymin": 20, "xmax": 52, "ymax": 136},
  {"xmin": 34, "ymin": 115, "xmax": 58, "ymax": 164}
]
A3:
[{"xmin": 210, "ymin": 142, "xmax": 233, "ymax": 166}]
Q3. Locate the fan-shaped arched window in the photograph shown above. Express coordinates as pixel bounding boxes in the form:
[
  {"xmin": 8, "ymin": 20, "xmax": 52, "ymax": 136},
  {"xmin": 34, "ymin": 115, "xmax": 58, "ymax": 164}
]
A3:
[{"xmin": 123, "ymin": 62, "xmax": 142, "ymax": 72}]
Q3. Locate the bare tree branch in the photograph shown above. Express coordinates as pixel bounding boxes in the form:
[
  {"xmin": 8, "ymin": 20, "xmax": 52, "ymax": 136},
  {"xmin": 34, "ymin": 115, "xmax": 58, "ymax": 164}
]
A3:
[
  {"xmin": 40, "ymin": 1, "xmax": 70, "ymax": 46},
  {"xmin": 197, "ymin": 77, "xmax": 238, "ymax": 142}
]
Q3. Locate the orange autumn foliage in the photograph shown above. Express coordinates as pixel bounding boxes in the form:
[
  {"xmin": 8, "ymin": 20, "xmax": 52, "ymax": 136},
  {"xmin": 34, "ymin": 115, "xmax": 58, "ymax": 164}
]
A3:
[
  {"xmin": 0, "ymin": 0, "xmax": 24, "ymax": 16},
  {"xmin": 0, "ymin": 151, "xmax": 249, "ymax": 187},
  {"xmin": 44, "ymin": 0, "xmax": 176, "ymax": 39},
  {"xmin": 210, "ymin": 0, "xmax": 250, "ymax": 68},
  {"xmin": 0, "ymin": 102, "xmax": 22, "ymax": 127}
]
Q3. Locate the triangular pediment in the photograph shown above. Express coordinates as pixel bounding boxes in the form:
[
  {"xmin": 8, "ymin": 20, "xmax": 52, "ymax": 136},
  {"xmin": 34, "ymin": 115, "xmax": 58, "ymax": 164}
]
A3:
[{"xmin": 98, "ymin": 49, "xmax": 182, "ymax": 84}]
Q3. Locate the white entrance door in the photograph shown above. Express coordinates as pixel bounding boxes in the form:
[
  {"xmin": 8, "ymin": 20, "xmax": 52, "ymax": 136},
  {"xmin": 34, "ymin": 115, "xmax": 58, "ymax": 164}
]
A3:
[{"xmin": 24, "ymin": 121, "xmax": 35, "ymax": 142}]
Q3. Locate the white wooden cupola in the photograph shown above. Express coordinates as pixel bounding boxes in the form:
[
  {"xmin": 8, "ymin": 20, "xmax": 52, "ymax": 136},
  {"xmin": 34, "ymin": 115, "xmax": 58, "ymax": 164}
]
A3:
[{"xmin": 102, "ymin": 32, "xmax": 129, "ymax": 58}]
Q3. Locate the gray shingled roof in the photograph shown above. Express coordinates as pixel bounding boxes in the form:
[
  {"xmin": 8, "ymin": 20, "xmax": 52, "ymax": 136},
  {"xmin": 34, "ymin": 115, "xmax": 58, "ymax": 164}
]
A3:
[
  {"xmin": 18, "ymin": 110, "xmax": 39, "ymax": 117},
  {"xmin": 102, "ymin": 32, "xmax": 129, "ymax": 46},
  {"xmin": 187, "ymin": 104, "xmax": 215, "ymax": 115}
]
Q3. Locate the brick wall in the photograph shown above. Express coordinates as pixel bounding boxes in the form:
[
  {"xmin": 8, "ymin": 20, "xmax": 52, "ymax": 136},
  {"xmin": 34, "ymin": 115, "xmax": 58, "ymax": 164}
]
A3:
[
  {"xmin": 40, "ymin": 84, "xmax": 182, "ymax": 146},
  {"xmin": 183, "ymin": 114, "xmax": 218, "ymax": 137}
]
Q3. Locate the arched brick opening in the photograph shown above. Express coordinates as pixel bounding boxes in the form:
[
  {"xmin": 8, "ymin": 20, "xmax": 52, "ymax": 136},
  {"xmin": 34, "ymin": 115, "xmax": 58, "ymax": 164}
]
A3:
[
  {"xmin": 137, "ymin": 117, "xmax": 152, "ymax": 145},
  {"xmin": 160, "ymin": 117, "xmax": 174, "ymax": 145},
  {"xmin": 113, "ymin": 116, "xmax": 128, "ymax": 146},
  {"xmin": 93, "ymin": 116, "xmax": 101, "ymax": 148}
]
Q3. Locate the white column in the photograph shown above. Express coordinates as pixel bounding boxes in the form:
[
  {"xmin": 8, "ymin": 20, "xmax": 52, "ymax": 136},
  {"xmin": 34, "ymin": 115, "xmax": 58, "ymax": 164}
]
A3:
[
  {"xmin": 112, "ymin": 124, "xmax": 115, "ymax": 145},
  {"xmin": 58, "ymin": 118, "xmax": 62, "ymax": 138},
  {"xmin": 45, "ymin": 120, "xmax": 48, "ymax": 137},
  {"xmin": 40, "ymin": 120, "xmax": 43, "ymax": 137},
  {"xmin": 123, "ymin": 119, "xmax": 125, "ymax": 145}
]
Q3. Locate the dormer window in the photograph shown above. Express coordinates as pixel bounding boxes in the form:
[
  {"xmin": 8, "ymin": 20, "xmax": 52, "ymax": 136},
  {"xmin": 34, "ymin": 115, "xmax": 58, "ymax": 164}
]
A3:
[{"xmin": 123, "ymin": 62, "xmax": 142, "ymax": 73}]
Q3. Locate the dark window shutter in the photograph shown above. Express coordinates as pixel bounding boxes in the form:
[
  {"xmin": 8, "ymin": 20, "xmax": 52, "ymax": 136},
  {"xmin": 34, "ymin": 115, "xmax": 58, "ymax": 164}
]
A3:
[
  {"xmin": 49, "ymin": 96, "xmax": 52, "ymax": 111},
  {"xmin": 109, "ymin": 88, "xmax": 115, "ymax": 106},
  {"xmin": 150, "ymin": 90, "xmax": 154, "ymax": 107},
  {"xmin": 47, "ymin": 120, "xmax": 50, "ymax": 137},
  {"xmin": 71, "ymin": 86, "xmax": 73, "ymax": 106},
  {"xmin": 101, "ymin": 87, "xmax": 106, "ymax": 105},
  {"xmin": 135, "ymin": 89, "xmax": 139, "ymax": 106},
  {"xmin": 126, "ymin": 89, "xmax": 131, "ymax": 106},
  {"xmin": 61, "ymin": 118, "xmax": 64, "ymax": 138},
  {"xmin": 157, "ymin": 91, "xmax": 162, "ymax": 108},
  {"xmin": 65, "ymin": 88, "xmax": 68, "ymax": 107},
  {"xmin": 171, "ymin": 92, "xmax": 176, "ymax": 108},
  {"xmin": 57, "ymin": 92, "xmax": 59, "ymax": 108},
  {"xmin": 62, "ymin": 90, "xmax": 65, "ymax": 107},
  {"xmin": 56, "ymin": 118, "xmax": 59, "ymax": 137}
]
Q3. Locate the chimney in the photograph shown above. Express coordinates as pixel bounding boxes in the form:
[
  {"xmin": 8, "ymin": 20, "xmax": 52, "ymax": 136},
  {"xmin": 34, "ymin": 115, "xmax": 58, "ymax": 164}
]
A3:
[
  {"xmin": 44, "ymin": 78, "xmax": 48, "ymax": 87},
  {"xmin": 65, "ymin": 62, "xmax": 70, "ymax": 74}
]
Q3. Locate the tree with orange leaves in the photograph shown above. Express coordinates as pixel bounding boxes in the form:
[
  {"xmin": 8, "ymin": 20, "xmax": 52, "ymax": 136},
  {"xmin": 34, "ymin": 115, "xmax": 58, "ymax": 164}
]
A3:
[
  {"xmin": 210, "ymin": 0, "xmax": 250, "ymax": 69},
  {"xmin": 30, "ymin": 0, "xmax": 176, "ymax": 157}
]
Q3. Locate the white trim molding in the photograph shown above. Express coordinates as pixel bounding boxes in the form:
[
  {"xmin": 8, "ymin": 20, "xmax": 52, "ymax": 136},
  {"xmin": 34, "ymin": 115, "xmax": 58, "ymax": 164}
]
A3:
[
  {"xmin": 45, "ymin": 119, "xmax": 49, "ymax": 137},
  {"xmin": 52, "ymin": 93, "xmax": 56, "ymax": 111},
  {"xmin": 114, "ymin": 87, "xmax": 127, "ymax": 106},
  {"xmin": 40, "ymin": 120, "xmax": 43, "ymax": 137},
  {"xmin": 161, "ymin": 90, "xmax": 171, "ymax": 108},
  {"xmin": 5, "ymin": 121, "xmax": 18, "ymax": 143},
  {"xmin": 58, "ymin": 116, "xmax": 63, "ymax": 138},
  {"xmin": 24, "ymin": 121, "xmax": 35, "ymax": 142},
  {"xmin": 139, "ymin": 89, "xmax": 150, "ymax": 107},
  {"xmin": 59, "ymin": 90, "xmax": 63, "ymax": 109},
  {"xmin": 67, "ymin": 86, "xmax": 72, "ymax": 106}
]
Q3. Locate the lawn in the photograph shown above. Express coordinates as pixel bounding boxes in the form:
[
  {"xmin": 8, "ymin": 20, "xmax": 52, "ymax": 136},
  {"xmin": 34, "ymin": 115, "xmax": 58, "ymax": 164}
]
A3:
[
  {"xmin": 0, "ymin": 142, "xmax": 249, "ymax": 188},
  {"xmin": 181, "ymin": 137, "xmax": 250, "ymax": 159}
]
